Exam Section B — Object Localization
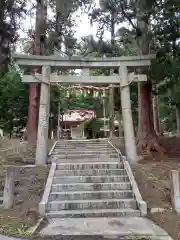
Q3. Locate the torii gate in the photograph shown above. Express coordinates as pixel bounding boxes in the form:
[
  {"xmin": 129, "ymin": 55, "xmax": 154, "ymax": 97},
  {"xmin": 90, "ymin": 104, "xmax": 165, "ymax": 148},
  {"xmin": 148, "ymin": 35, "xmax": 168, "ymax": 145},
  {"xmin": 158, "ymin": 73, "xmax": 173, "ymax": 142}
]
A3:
[{"xmin": 14, "ymin": 54, "xmax": 155, "ymax": 165}]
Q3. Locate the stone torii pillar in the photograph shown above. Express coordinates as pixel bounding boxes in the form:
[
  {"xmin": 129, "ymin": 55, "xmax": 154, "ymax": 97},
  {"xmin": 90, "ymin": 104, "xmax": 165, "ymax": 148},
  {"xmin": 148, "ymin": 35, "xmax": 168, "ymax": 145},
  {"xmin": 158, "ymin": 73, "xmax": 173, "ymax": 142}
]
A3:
[
  {"xmin": 109, "ymin": 84, "xmax": 115, "ymax": 138},
  {"xmin": 119, "ymin": 65, "xmax": 137, "ymax": 163},
  {"xmin": 36, "ymin": 66, "xmax": 51, "ymax": 165},
  {"xmin": 109, "ymin": 69, "xmax": 115, "ymax": 138}
]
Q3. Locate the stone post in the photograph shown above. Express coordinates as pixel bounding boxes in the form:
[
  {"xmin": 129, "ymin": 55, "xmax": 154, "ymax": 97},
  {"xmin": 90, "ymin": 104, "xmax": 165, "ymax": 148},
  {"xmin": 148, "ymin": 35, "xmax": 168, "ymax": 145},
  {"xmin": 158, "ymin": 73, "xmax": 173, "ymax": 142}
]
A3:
[
  {"xmin": 3, "ymin": 167, "xmax": 15, "ymax": 209},
  {"xmin": 119, "ymin": 65, "xmax": 137, "ymax": 163},
  {"xmin": 170, "ymin": 170, "xmax": 180, "ymax": 213},
  {"xmin": 82, "ymin": 68, "xmax": 90, "ymax": 76},
  {"xmin": 36, "ymin": 66, "xmax": 51, "ymax": 165},
  {"xmin": 109, "ymin": 84, "xmax": 115, "ymax": 138}
]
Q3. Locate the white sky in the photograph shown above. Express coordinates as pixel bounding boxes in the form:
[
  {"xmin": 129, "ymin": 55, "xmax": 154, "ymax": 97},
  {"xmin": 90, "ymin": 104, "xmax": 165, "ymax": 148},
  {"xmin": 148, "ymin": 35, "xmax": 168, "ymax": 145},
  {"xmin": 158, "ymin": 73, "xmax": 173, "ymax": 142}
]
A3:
[
  {"xmin": 74, "ymin": 11, "xmax": 111, "ymax": 41},
  {"xmin": 18, "ymin": 0, "xmax": 112, "ymax": 51},
  {"xmin": 73, "ymin": 0, "xmax": 111, "ymax": 40}
]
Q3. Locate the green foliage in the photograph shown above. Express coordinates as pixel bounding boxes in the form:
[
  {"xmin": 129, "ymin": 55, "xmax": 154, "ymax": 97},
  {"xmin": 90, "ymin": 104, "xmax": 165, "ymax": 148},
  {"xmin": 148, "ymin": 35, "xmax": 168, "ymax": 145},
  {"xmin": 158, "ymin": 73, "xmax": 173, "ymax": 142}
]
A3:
[
  {"xmin": 50, "ymin": 84, "xmax": 103, "ymax": 118},
  {"xmin": 0, "ymin": 70, "xmax": 28, "ymax": 134},
  {"xmin": 84, "ymin": 118, "xmax": 104, "ymax": 138},
  {"xmin": 68, "ymin": 94, "xmax": 102, "ymax": 111},
  {"xmin": 0, "ymin": 0, "xmax": 27, "ymax": 74},
  {"xmin": 0, "ymin": 224, "xmax": 32, "ymax": 237}
]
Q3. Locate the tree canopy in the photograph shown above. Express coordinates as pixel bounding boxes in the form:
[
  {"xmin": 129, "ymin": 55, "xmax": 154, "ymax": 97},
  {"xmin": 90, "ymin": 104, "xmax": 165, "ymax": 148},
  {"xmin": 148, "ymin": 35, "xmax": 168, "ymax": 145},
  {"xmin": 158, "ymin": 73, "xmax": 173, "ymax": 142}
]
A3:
[{"xmin": 1, "ymin": 0, "xmax": 180, "ymax": 150}]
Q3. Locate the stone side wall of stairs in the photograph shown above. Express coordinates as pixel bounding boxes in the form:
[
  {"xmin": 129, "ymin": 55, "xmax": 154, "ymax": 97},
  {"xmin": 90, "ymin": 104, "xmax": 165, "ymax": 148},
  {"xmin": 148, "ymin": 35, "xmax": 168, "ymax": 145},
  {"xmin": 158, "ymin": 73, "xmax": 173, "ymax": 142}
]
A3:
[
  {"xmin": 39, "ymin": 139, "xmax": 147, "ymax": 218},
  {"xmin": 0, "ymin": 177, "xmax": 4, "ymax": 207}
]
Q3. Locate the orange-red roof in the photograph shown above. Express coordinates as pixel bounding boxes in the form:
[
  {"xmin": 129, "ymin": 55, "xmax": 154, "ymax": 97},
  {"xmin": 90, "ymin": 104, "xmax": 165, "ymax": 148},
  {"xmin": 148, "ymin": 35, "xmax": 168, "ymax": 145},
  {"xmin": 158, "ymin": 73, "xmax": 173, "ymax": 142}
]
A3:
[{"xmin": 63, "ymin": 109, "xmax": 96, "ymax": 122}]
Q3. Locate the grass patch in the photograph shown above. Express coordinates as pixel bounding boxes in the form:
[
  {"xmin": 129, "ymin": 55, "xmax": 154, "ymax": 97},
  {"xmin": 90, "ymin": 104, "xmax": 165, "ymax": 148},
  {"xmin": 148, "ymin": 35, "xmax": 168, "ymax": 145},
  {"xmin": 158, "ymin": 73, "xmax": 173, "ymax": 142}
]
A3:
[{"xmin": 0, "ymin": 223, "xmax": 32, "ymax": 237}]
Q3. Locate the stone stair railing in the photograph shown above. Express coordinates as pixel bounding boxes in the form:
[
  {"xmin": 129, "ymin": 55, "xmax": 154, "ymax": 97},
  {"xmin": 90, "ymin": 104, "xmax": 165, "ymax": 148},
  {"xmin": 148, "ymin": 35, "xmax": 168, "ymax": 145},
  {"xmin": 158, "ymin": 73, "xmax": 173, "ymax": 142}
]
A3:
[
  {"xmin": 39, "ymin": 163, "xmax": 56, "ymax": 215},
  {"xmin": 0, "ymin": 177, "xmax": 4, "ymax": 207}
]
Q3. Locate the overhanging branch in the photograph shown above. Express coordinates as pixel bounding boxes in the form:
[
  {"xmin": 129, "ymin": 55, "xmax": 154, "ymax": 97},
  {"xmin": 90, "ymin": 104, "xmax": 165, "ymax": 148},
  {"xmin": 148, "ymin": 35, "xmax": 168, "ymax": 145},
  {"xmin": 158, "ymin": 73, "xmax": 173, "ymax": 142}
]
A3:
[{"xmin": 119, "ymin": 0, "xmax": 138, "ymax": 31}]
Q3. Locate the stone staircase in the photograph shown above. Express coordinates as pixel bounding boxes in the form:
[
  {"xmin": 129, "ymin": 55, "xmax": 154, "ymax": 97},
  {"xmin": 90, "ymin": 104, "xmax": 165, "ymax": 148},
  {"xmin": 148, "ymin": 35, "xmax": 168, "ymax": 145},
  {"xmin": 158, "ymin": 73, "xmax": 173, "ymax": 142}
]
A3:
[
  {"xmin": 40, "ymin": 139, "xmax": 145, "ymax": 219},
  {"xmin": 39, "ymin": 140, "xmax": 173, "ymax": 239}
]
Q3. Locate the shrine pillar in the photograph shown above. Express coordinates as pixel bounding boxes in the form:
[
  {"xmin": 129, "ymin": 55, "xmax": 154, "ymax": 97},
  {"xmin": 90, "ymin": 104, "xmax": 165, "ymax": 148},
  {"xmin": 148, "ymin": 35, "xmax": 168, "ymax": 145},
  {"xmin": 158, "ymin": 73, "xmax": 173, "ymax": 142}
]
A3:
[
  {"xmin": 36, "ymin": 66, "xmax": 51, "ymax": 165},
  {"xmin": 119, "ymin": 65, "xmax": 137, "ymax": 163}
]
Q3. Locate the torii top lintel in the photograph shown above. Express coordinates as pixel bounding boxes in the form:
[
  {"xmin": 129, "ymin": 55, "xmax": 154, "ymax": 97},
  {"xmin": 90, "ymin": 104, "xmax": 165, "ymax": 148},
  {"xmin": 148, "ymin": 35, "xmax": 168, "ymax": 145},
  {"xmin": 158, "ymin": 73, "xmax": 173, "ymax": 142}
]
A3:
[{"xmin": 14, "ymin": 54, "xmax": 156, "ymax": 68}]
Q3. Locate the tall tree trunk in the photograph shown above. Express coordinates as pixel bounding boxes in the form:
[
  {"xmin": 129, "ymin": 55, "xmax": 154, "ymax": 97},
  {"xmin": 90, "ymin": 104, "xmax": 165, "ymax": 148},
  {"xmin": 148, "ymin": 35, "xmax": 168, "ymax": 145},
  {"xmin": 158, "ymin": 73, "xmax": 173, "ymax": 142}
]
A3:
[
  {"xmin": 136, "ymin": 0, "xmax": 166, "ymax": 157},
  {"xmin": 55, "ymin": 0, "xmax": 68, "ymax": 53},
  {"xmin": 176, "ymin": 105, "xmax": 180, "ymax": 136},
  {"xmin": 152, "ymin": 89, "xmax": 160, "ymax": 135},
  {"xmin": 0, "ymin": 1, "xmax": 13, "ymax": 75},
  {"xmin": 27, "ymin": 0, "xmax": 47, "ymax": 143},
  {"xmin": 109, "ymin": 11, "xmax": 115, "ymax": 137},
  {"xmin": 137, "ymin": 82, "xmax": 154, "ymax": 138},
  {"xmin": 55, "ymin": 11, "xmax": 63, "ymax": 53}
]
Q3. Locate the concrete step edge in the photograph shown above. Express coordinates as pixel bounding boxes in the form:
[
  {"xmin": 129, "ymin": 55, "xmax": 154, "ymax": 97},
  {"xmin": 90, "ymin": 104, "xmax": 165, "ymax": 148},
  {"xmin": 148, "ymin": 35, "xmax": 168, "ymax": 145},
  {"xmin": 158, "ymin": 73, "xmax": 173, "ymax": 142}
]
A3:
[
  {"xmin": 54, "ymin": 170, "xmax": 125, "ymax": 175},
  {"xmin": 55, "ymin": 145, "xmax": 111, "ymax": 147},
  {"xmin": 53, "ymin": 174, "xmax": 127, "ymax": 178},
  {"xmin": 52, "ymin": 175, "xmax": 128, "ymax": 182},
  {"xmin": 52, "ymin": 182, "xmax": 130, "ymax": 186},
  {"xmin": 48, "ymin": 198, "xmax": 136, "ymax": 204},
  {"xmin": 56, "ymin": 162, "xmax": 120, "ymax": 165},
  {"xmin": 54, "ymin": 148, "xmax": 112, "ymax": 150},
  {"xmin": 55, "ymin": 168, "xmax": 124, "ymax": 171},
  {"xmin": 54, "ymin": 147, "xmax": 114, "ymax": 149},
  {"xmin": 54, "ymin": 147, "xmax": 113, "ymax": 149},
  {"xmin": 50, "ymin": 190, "xmax": 133, "ymax": 195},
  {"xmin": 55, "ymin": 146, "xmax": 113, "ymax": 147},
  {"xmin": 52, "ymin": 154, "xmax": 119, "ymax": 157},
  {"xmin": 47, "ymin": 208, "xmax": 140, "ymax": 214}
]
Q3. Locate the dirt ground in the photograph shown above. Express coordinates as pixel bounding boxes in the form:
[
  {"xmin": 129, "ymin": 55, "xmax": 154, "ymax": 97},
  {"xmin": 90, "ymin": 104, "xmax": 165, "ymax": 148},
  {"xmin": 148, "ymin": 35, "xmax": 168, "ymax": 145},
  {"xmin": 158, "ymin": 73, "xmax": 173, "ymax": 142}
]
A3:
[
  {"xmin": 0, "ymin": 166, "xmax": 50, "ymax": 237},
  {"xmin": 131, "ymin": 136, "xmax": 180, "ymax": 240},
  {"xmin": 0, "ymin": 138, "xmax": 54, "ymax": 237},
  {"xmin": 132, "ymin": 161, "xmax": 180, "ymax": 240},
  {"xmin": 0, "ymin": 137, "xmax": 54, "ymax": 166},
  {"xmin": 111, "ymin": 136, "xmax": 180, "ymax": 240}
]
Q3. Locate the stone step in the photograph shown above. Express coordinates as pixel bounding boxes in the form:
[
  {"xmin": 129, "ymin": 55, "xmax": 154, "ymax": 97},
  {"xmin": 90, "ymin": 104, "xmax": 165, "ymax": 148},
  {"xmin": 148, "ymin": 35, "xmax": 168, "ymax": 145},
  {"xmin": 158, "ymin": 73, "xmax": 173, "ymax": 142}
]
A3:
[
  {"xmin": 51, "ymin": 157, "xmax": 119, "ymax": 162},
  {"xmin": 52, "ymin": 175, "xmax": 128, "ymax": 184},
  {"xmin": 56, "ymin": 162, "xmax": 123, "ymax": 170},
  {"xmin": 49, "ymin": 190, "xmax": 133, "ymax": 201},
  {"xmin": 51, "ymin": 182, "xmax": 131, "ymax": 192},
  {"xmin": 55, "ymin": 144, "xmax": 110, "ymax": 147},
  {"xmin": 46, "ymin": 208, "xmax": 140, "ymax": 218},
  {"xmin": 54, "ymin": 169, "xmax": 125, "ymax": 177},
  {"xmin": 54, "ymin": 149, "xmax": 114, "ymax": 153},
  {"xmin": 51, "ymin": 153, "xmax": 119, "ymax": 159},
  {"xmin": 52, "ymin": 153, "xmax": 117, "ymax": 158},
  {"xmin": 56, "ymin": 141, "xmax": 110, "ymax": 146},
  {"xmin": 55, "ymin": 143, "xmax": 111, "ymax": 146},
  {"xmin": 57, "ymin": 139, "xmax": 108, "ymax": 144},
  {"xmin": 54, "ymin": 145, "xmax": 113, "ymax": 149},
  {"xmin": 53, "ymin": 149, "xmax": 116, "ymax": 154},
  {"xmin": 55, "ymin": 146, "xmax": 111, "ymax": 150},
  {"xmin": 47, "ymin": 198, "xmax": 137, "ymax": 211},
  {"xmin": 55, "ymin": 146, "xmax": 113, "ymax": 150}
]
